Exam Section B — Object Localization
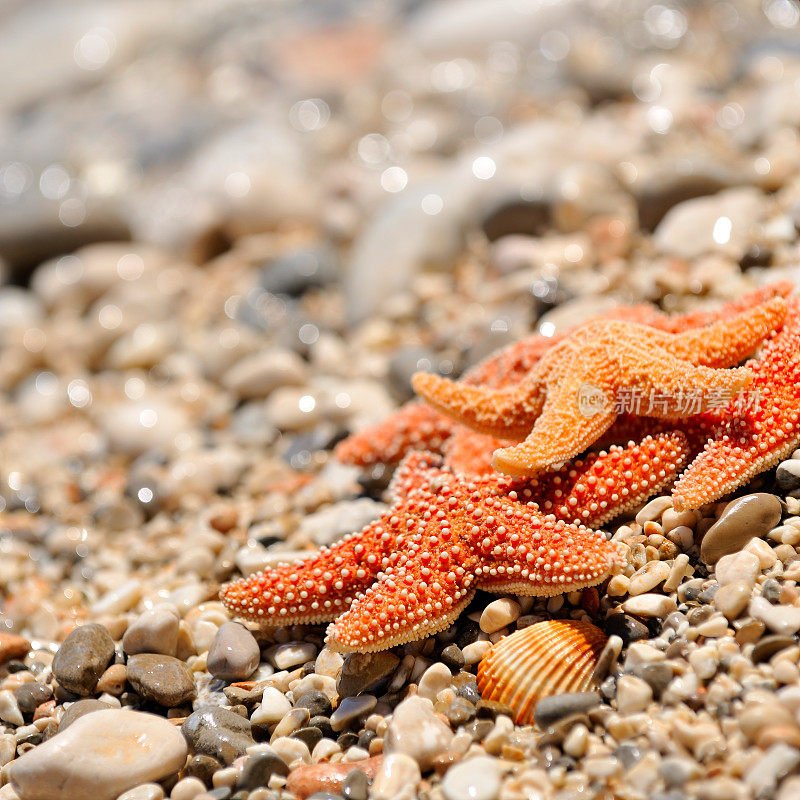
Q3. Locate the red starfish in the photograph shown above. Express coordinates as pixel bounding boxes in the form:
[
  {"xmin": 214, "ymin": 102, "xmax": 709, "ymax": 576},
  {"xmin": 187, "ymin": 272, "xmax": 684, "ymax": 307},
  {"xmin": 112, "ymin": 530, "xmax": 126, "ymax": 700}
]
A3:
[
  {"xmin": 673, "ymin": 297, "xmax": 800, "ymax": 510},
  {"xmin": 221, "ymin": 451, "xmax": 626, "ymax": 651}
]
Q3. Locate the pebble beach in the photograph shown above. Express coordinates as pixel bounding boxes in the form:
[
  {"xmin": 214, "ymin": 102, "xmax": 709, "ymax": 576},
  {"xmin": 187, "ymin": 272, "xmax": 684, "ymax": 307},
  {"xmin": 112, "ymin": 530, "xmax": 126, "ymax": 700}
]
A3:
[{"xmin": 6, "ymin": 1, "xmax": 800, "ymax": 799}]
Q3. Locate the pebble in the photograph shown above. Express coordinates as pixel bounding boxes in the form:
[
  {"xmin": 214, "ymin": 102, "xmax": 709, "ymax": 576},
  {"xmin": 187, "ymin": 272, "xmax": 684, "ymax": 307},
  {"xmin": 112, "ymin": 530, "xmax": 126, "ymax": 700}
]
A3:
[
  {"xmin": 270, "ymin": 643, "xmax": 316, "ymax": 671},
  {"xmin": 628, "ymin": 561, "xmax": 670, "ymax": 595},
  {"xmin": 384, "ymin": 696, "xmax": 453, "ymax": 769},
  {"xmin": 237, "ymin": 750, "xmax": 289, "ymax": 790},
  {"xmin": 170, "ymin": 777, "xmax": 207, "ymax": 800},
  {"xmin": 182, "ymin": 707, "xmax": 255, "ymax": 765},
  {"xmin": 96, "ymin": 663, "xmax": 128, "ymax": 696},
  {"xmin": 252, "ymin": 687, "xmax": 293, "ymax": 726},
  {"xmin": 621, "ymin": 594, "xmax": 677, "ymax": 618},
  {"xmin": 341, "ymin": 767, "xmax": 369, "ymax": 800},
  {"xmin": 298, "ymin": 499, "xmax": 388, "ymax": 548},
  {"xmin": 752, "ymin": 634, "xmax": 796, "ymax": 664},
  {"xmin": 222, "ymin": 350, "xmax": 307, "ymax": 399},
  {"xmin": 330, "ymin": 695, "xmax": 377, "ymax": 732},
  {"xmin": 615, "ymin": 675, "xmax": 653, "ymax": 714},
  {"xmin": 416, "ymin": 663, "xmax": 451, "ymax": 702},
  {"xmin": 635, "ymin": 497, "xmax": 673, "ymax": 526},
  {"xmin": 0, "ymin": 692, "xmax": 23, "ymax": 727},
  {"xmin": 370, "ymin": 754, "xmax": 420, "ymax": 800},
  {"xmin": 116, "ymin": 784, "xmax": 164, "ymax": 800},
  {"xmin": 13, "ymin": 683, "xmax": 52, "ymax": 718},
  {"xmin": 206, "ymin": 622, "xmax": 260, "ymax": 682},
  {"xmin": 0, "ymin": 635, "xmax": 30, "ymax": 666},
  {"xmin": 52, "ymin": 624, "xmax": 116, "ymax": 696},
  {"xmin": 714, "ymin": 551, "xmax": 760, "ymax": 589},
  {"xmin": 441, "ymin": 756, "xmax": 500, "ymax": 800},
  {"xmin": 776, "ymin": 460, "xmax": 800, "ymax": 495},
  {"xmin": 295, "ymin": 691, "xmax": 332, "ymax": 719},
  {"xmin": 701, "ymin": 494, "xmax": 782, "ymax": 564},
  {"xmin": 337, "ymin": 652, "xmax": 399, "ymax": 698},
  {"xmin": 59, "ymin": 699, "xmax": 114, "ymax": 730},
  {"xmin": 533, "ymin": 692, "xmax": 601, "ymax": 729},
  {"xmin": 479, "ymin": 598, "xmax": 521, "ymax": 633},
  {"xmin": 9, "ymin": 709, "xmax": 187, "ymax": 800},
  {"xmin": 126, "ymin": 654, "xmax": 196, "ymax": 707},
  {"xmin": 712, "ymin": 582, "xmax": 751, "ymax": 620},
  {"xmin": 122, "ymin": 606, "xmax": 180, "ymax": 657},
  {"xmin": 745, "ymin": 743, "xmax": 800, "ymax": 795},
  {"xmin": 749, "ymin": 596, "xmax": 800, "ymax": 635},
  {"xmin": 285, "ymin": 756, "xmax": 383, "ymax": 798}
]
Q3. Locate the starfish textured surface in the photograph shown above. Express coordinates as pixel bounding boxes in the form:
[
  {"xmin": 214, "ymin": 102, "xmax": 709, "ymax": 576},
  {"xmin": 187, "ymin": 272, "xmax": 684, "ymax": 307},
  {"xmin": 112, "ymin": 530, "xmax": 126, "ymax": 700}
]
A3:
[
  {"xmin": 221, "ymin": 452, "xmax": 624, "ymax": 652},
  {"xmin": 673, "ymin": 298, "xmax": 800, "ymax": 510},
  {"xmin": 413, "ymin": 299, "xmax": 785, "ymax": 478}
]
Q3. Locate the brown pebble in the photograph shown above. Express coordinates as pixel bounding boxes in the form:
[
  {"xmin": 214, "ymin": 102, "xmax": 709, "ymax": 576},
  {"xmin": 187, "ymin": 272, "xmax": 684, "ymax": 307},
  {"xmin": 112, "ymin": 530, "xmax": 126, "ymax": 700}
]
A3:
[
  {"xmin": 208, "ymin": 506, "xmax": 238, "ymax": 533},
  {"xmin": 286, "ymin": 755, "xmax": 383, "ymax": 799},
  {"xmin": 0, "ymin": 633, "xmax": 30, "ymax": 666},
  {"xmin": 96, "ymin": 663, "xmax": 128, "ymax": 695},
  {"xmin": 700, "ymin": 494, "xmax": 782, "ymax": 564},
  {"xmin": 33, "ymin": 700, "xmax": 55, "ymax": 721},
  {"xmin": 756, "ymin": 724, "xmax": 800, "ymax": 750}
]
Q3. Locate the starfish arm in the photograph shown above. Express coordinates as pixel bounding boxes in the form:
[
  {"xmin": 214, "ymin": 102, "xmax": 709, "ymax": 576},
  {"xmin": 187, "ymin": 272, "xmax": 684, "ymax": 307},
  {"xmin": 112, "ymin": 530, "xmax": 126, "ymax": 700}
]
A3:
[
  {"xmin": 673, "ymin": 312, "xmax": 800, "ymax": 510},
  {"xmin": 665, "ymin": 297, "xmax": 787, "ymax": 367},
  {"xmin": 334, "ymin": 401, "xmax": 456, "ymax": 467},
  {"xmin": 515, "ymin": 432, "xmax": 689, "ymax": 527},
  {"xmin": 444, "ymin": 428, "xmax": 515, "ymax": 476},
  {"xmin": 463, "ymin": 333, "xmax": 558, "ymax": 388},
  {"xmin": 474, "ymin": 502, "xmax": 626, "ymax": 597},
  {"xmin": 325, "ymin": 488, "xmax": 480, "ymax": 652},
  {"xmin": 411, "ymin": 370, "xmax": 546, "ymax": 440}
]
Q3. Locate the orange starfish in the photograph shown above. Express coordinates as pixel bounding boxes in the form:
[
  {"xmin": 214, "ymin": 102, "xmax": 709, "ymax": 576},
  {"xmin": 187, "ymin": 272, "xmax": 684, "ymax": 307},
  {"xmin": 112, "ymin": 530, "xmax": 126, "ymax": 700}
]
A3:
[
  {"xmin": 221, "ymin": 451, "xmax": 626, "ymax": 651},
  {"xmin": 412, "ymin": 298, "xmax": 786, "ymax": 478},
  {"xmin": 335, "ymin": 285, "xmax": 792, "ymax": 470},
  {"xmin": 673, "ymin": 298, "xmax": 800, "ymax": 510}
]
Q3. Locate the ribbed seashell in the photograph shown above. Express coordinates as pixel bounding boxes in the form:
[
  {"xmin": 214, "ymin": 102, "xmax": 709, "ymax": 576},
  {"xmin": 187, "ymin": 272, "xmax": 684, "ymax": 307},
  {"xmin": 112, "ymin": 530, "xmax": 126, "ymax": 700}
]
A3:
[{"xmin": 477, "ymin": 619, "xmax": 607, "ymax": 725}]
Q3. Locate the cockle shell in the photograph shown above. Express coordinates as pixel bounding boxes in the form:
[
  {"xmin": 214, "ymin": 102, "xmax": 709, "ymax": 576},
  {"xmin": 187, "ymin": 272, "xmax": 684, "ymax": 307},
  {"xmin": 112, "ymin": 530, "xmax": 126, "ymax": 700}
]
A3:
[{"xmin": 477, "ymin": 619, "xmax": 607, "ymax": 725}]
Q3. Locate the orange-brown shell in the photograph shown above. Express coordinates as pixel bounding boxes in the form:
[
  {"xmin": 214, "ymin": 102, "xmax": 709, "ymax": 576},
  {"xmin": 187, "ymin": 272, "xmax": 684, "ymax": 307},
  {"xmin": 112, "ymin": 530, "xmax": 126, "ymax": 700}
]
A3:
[{"xmin": 477, "ymin": 619, "xmax": 607, "ymax": 725}]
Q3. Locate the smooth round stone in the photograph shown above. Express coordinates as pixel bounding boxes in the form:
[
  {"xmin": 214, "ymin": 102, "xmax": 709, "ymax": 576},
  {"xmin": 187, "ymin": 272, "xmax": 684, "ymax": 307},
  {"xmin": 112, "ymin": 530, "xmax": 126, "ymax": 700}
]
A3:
[
  {"xmin": 259, "ymin": 245, "xmax": 337, "ymax": 297},
  {"xmin": 440, "ymin": 645, "xmax": 465, "ymax": 672},
  {"xmin": 417, "ymin": 663, "xmax": 452, "ymax": 702},
  {"xmin": 341, "ymin": 768, "xmax": 369, "ymax": 800},
  {"xmin": 298, "ymin": 499, "xmax": 387, "ymax": 548},
  {"xmin": 0, "ymin": 691, "xmax": 23, "ymax": 726},
  {"xmin": 170, "ymin": 777, "xmax": 207, "ymax": 800},
  {"xmin": 701, "ymin": 494, "xmax": 782, "ymax": 564},
  {"xmin": 370, "ymin": 754, "xmax": 421, "ymax": 800},
  {"xmin": 270, "ymin": 643, "xmax": 316, "ymax": 671},
  {"xmin": 182, "ymin": 706, "xmax": 255, "ymax": 765},
  {"xmin": 116, "ymin": 783, "xmax": 164, "ymax": 800},
  {"xmin": 604, "ymin": 615, "xmax": 649, "ymax": 646},
  {"xmin": 0, "ymin": 634, "xmax": 30, "ymax": 666},
  {"xmin": 97, "ymin": 664, "xmax": 128, "ymax": 696},
  {"xmin": 222, "ymin": 350, "xmax": 307, "ymax": 400},
  {"xmin": 286, "ymin": 757, "xmax": 383, "ymax": 800},
  {"xmin": 237, "ymin": 750, "xmax": 289, "ymax": 790},
  {"xmin": 14, "ymin": 683, "xmax": 52, "ymax": 717},
  {"xmin": 615, "ymin": 675, "xmax": 653, "ymax": 714},
  {"xmin": 479, "ymin": 598, "xmax": 521, "ymax": 633},
  {"xmin": 9, "ymin": 709, "xmax": 187, "ymax": 800},
  {"xmin": 621, "ymin": 594, "xmax": 677, "ymax": 618},
  {"xmin": 330, "ymin": 695, "xmax": 377, "ymax": 732},
  {"xmin": 126, "ymin": 654, "xmax": 195, "ymax": 707},
  {"xmin": 122, "ymin": 606, "xmax": 180, "ymax": 657},
  {"xmin": 53, "ymin": 623, "xmax": 116, "ymax": 696},
  {"xmin": 59, "ymin": 699, "xmax": 115, "ymax": 730},
  {"xmin": 715, "ymin": 551, "xmax": 760, "ymax": 589},
  {"xmin": 749, "ymin": 596, "xmax": 800, "ymax": 635},
  {"xmin": 441, "ymin": 756, "xmax": 500, "ymax": 800},
  {"xmin": 713, "ymin": 582, "xmax": 751, "ymax": 620},
  {"xmin": 295, "ymin": 691, "xmax": 332, "ymax": 718},
  {"xmin": 533, "ymin": 692, "xmax": 601, "ymax": 729},
  {"xmin": 337, "ymin": 652, "xmax": 399, "ymax": 699},
  {"xmin": 384, "ymin": 696, "xmax": 453, "ymax": 770},
  {"xmin": 272, "ymin": 708, "xmax": 310, "ymax": 739},
  {"xmin": 206, "ymin": 623, "xmax": 260, "ymax": 683},
  {"xmin": 753, "ymin": 635, "xmax": 796, "ymax": 664},
  {"xmin": 776, "ymin": 460, "xmax": 800, "ymax": 495}
]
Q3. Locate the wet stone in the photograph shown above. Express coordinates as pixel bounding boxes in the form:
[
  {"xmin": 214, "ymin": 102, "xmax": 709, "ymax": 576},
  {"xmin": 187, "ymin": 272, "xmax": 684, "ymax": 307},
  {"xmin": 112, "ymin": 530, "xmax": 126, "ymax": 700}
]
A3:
[
  {"xmin": 292, "ymin": 726, "xmax": 323, "ymax": 750},
  {"xmin": 752, "ymin": 634, "xmax": 797, "ymax": 664},
  {"xmin": 604, "ymin": 614, "xmax": 650, "ymax": 645},
  {"xmin": 455, "ymin": 681, "xmax": 481, "ymax": 706},
  {"xmin": 237, "ymin": 750, "xmax": 289, "ymax": 790},
  {"xmin": 701, "ymin": 494, "xmax": 782, "ymax": 564},
  {"xmin": 309, "ymin": 716, "xmax": 335, "ymax": 740},
  {"xmin": 330, "ymin": 695, "xmax": 376, "ymax": 732},
  {"xmin": 296, "ymin": 690, "xmax": 332, "ymax": 718},
  {"xmin": 122, "ymin": 606, "xmax": 180, "ymax": 657},
  {"xmin": 185, "ymin": 754, "xmax": 221, "ymax": 785},
  {"xmin": 441, "ymin": 755, "xmax": 500, "ymax": 800},
  {"xmin": 633, "ymin": 663, "xmax": 673, "ymax": 698},
  {"xmin": 126, "ymin": 653, "xmax": 196, "ymax": 707},
  {"xmin": 762, "ymin": 578, "xmax": 782, "ymax": 604},
  {"xmin": 59, "ymin": 698, "xmax": 114, "ymax": 730},
  {"xmin": 182, "ymin": 706, "xmax": 255, "ymax": 765},
  {"xmin": 337, "ymin": 652, "xmax": 399, "ymax": 698},
  {"xmin": 341, "ymin": 768, "xmax": 369, "ymax": 800},
  {"xmin": 776, "ymin": 460, "xmax": 800, "ymax": 495},
  {"xmin": 14, "ymin": 683, "xmax": 52, "ymax": 717},
  {"xmin": 534, "ymin": 692, "xmax": 602, "ymax": 729},
  {"xmin": 52, "ymin": 623, "xmax": 115, "ymax": 696},
  {"xmin": 440, "ymin": 644, "xmax": 465, "ymax": 672},
  {"xmin": 207, "ymin": 622, "xmax": 260, "ymax": 682}
]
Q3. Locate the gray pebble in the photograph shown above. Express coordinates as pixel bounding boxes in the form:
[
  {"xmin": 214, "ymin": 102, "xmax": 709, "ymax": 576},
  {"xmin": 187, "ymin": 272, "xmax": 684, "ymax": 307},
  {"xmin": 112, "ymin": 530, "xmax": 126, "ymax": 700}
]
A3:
[
  {"xmin": 533, "ymin": 692, "xmax": 602, "ymax": 729},
  {"xmin": 59, "ymin": 698, "xmax": 114, "ymax": 730},
  {"xmin": 295, "ymin": 690, "xmax": 332, "ymax": 718},
  {"xmin": 440, "ymin": 645, "xmax": 465, "ymax": 672},
  {"xmin": 207, "ymin": 622, "xmax": 260, "ymax": 682},
  {"xmin": 237, "ymin": 750, "xmax": 289, "ymax": 790},
  {"xmin": 14, "ymin": 682, "xmax": 53, "ymax": 717},
  {"xmin": 342, "ymin": 768, "xmax": 369, "ymax": 800},
  {"xmin": 776, "ymin": 460, "xmax": 800, "ymax": 496},
  {"xmin": 331, "ymin": 695, "xmax": 377, "ymax": 732},
  {"xmin": 53, "ymin": 623, "xmax": 115, "ymax": 696},
  {"xmin": 292, "ymin": 726, "xmax": 323, "ymax": 750},
  {"xmin": 182, "ymin": 706, "xmax": 255, "ymax": 765},
  {"xmin": 700, "ymin": 493, "xmax": 782, "ymax": 564},
  {"xmin": 762, "ymin": 578, "xmax": 782, "ymax": 604},
  {"xmin": 122, "ymin": 606, "xmax": 180, "ymax": 657},
  {"xmin": 259, "ymin": 244, "xmax": 338, "ymax": 297},
  {"xmin": 633, "ymin": 663, "xmax": 673, "ymax": 698},
  {"xmin": 752, "ymin": 634, "xmax": 797, "ymax": 664},
  {"xmin": 337, "ymin": 652, "xmax": 399, "ymax": 698},
  {"xmin": 127, "ymin": 653, "xmax": 196, "ymax": 707}
]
